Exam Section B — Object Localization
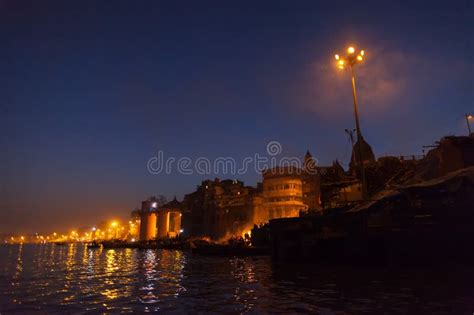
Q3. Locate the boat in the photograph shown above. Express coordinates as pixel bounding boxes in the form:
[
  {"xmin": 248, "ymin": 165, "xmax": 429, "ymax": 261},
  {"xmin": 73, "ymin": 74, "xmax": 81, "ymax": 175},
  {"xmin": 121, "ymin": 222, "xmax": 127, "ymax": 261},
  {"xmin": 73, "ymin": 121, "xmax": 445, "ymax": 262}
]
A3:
[
  {"xmin": 191, "ymin": 242, "xmax": 268, "ymax": 256},
  {"xmin": 101, "ymin": 240, "xmax": 155, "ymax": 249},
  {"xmin": 159, "ymin": 242, "xmax": 190, "ymax": 250},
  {"xmin": 86, "ymin": 241, "xmax": 101, "ymax": 249},
  {"xmin": 157, "ymin": 238, "xmax": 192, "ymax": 250},
  {"xmin": 102, "ymin": 240, "xmax": 134, "ymax": 249},
  {"xmin": 136, "ymin": 242, "xmax": 157, "ymax": 249}
]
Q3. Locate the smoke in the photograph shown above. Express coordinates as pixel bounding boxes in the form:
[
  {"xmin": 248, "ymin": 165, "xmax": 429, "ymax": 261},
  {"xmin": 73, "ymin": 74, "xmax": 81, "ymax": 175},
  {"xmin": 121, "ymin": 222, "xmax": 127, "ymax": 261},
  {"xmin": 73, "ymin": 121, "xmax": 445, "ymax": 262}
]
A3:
[{"xmin": 269, "ymin": 44, "xmax": 472, "ymax": 122}]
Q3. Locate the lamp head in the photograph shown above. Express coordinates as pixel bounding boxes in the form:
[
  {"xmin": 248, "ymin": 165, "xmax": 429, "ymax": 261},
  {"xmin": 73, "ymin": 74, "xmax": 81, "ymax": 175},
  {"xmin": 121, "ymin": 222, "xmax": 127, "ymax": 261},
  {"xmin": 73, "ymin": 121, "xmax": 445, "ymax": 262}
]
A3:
[{"xmin": 334, "ymin": 46, "xmax": 365, "ymax": 68}]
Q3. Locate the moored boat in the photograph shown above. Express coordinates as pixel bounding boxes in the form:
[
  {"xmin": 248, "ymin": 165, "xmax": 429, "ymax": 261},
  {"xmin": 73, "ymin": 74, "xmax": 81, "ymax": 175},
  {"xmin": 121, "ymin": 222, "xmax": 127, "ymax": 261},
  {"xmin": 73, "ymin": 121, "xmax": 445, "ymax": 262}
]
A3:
[
  {"xmin": 191, "ymin": 242, "xmax": 268, "ymax": 256},
  {"xmin": 86, "ymin": 241, "xmax": 101, "ymax": 249}
]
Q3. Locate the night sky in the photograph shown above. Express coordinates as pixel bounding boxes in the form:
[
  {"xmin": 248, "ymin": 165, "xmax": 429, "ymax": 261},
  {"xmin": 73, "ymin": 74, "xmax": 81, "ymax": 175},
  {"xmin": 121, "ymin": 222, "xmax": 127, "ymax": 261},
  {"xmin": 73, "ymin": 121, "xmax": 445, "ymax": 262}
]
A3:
[{"xmin": 1, "ymin": 1, "xmax": 473, "ymax": 233}]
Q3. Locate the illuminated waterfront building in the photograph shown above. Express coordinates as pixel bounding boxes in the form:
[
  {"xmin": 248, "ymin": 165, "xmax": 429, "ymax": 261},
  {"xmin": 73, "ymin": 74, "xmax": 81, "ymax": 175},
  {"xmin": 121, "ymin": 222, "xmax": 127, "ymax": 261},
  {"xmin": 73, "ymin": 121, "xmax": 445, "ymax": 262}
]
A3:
[
  {"xmin": 157, "ymin": 197, "xmax": 182, "ymax": 238},
  {"xmin": 181, "ymin": 179, "xmax": 262, "ymax": 239},
  {"xmin": 132, "ymin": 150, "xmax": 379, "ymax": 240},
  {"xmin": 138, "ymin": 197, "xmax": 183, "ymax": 241},
  {"xmin": 261, "ymin": 167, "xmax": 307, "ymax": 220},
  {"xmin": 181, "ymin": 153, "xmax": 323, "ymax": 240}
]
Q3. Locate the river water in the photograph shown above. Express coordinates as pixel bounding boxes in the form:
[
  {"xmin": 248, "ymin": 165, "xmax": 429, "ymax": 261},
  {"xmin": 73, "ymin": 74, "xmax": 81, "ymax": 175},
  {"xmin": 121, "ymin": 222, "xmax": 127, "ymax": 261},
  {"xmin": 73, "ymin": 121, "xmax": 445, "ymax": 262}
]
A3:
[{"xmin": 0, "ymin": 243, "xmax": 472, "ymax": 314}]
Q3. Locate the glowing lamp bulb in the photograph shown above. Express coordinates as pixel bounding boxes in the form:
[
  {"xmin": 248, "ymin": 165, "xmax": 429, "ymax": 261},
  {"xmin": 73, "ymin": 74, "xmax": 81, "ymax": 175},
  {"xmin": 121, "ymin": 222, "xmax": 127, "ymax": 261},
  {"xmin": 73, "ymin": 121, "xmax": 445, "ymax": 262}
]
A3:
[
  {"xmin": 360, "ymin": 50, "xmax": 365, "ymax": 56},
  {"xmin": 338, "ymin": 61, "xmax": 345, "ymax": 69},
  {"xmin": 357, "ymin": 55, "xmax": 363, "ymax": 61},
  {"xmin": 348, "ymin": 46, "xmax": 355, "ymax": 54},
  {"xmin": 468, "ymin": 115, "xmax": 473, "ymax": 119},
  {"xmin": 334, "ymin": 54, "xmax": 340, "ymax": 60}
]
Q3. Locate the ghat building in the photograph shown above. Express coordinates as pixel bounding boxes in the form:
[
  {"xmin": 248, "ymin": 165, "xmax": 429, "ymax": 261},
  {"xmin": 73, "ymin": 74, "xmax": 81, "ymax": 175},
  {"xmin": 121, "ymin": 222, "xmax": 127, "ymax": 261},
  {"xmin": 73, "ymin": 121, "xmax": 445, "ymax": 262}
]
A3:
[
  {"xmin": 180, "ymin": 179, "xmax": 263, "ymax": 240},
  {"xmin": 138, "ymin": 197, "xmax": 183, "ymax": 241},
  {"xmin": 180, "ymin": 152, "xmax": 323, "ymax": 240},
  {"xmin": 136, "ymin": 145, "xmax": 379, "ymax": 241},
  {"xmin": 262, "ymin": 167, "xmax": 308, "ymax": 220}
]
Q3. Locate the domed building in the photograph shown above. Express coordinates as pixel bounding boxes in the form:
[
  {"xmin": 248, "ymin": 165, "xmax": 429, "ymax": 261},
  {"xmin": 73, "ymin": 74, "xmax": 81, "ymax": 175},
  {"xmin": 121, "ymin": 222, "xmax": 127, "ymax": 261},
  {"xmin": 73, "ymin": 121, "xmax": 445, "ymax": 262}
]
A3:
[{"xmin": 349, "ymin": 136, "xmax": 376, "ymax": 174}]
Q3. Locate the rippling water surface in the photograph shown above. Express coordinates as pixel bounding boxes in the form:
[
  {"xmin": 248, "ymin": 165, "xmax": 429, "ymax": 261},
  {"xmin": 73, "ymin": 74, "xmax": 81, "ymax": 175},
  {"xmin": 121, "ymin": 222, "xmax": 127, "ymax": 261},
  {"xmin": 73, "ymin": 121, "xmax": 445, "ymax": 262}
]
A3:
[{"xmin": 0, "ymin": 244, "xmax": 473, "ymax": 314}]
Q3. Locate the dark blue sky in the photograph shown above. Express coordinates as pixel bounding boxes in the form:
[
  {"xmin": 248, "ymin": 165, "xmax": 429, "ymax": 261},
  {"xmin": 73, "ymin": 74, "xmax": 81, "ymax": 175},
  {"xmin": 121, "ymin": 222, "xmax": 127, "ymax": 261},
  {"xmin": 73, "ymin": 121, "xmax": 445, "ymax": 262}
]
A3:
[{"xmin": 1, "ymin": 1, "xmax": 473, "ymax": 233}]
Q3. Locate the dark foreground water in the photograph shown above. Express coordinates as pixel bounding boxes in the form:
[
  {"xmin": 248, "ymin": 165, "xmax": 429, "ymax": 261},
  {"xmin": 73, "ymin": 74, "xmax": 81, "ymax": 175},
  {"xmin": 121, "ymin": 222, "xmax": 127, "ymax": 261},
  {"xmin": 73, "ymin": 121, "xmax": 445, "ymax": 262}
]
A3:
[{"xmin": 0, "ymin": 244, "xmax": 473, "ymax": 314}]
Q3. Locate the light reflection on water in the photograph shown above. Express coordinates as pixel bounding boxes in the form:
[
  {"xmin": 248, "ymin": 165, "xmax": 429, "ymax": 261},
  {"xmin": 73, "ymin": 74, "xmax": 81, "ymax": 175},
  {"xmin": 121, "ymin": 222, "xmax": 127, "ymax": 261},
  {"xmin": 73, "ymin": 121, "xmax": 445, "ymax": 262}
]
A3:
[{"xmin": 0, "ymin": 243, "xmax": 473, "ymax": 314}]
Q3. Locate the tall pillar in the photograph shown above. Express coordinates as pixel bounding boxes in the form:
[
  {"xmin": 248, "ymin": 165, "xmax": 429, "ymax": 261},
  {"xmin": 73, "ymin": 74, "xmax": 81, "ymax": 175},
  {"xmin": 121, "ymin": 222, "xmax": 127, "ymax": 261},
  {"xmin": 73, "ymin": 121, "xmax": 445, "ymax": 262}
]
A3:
[
  {"xmin": 139, "ymin": 212, "xmax": 157, "ymax": 241},
  {"xmin": 166, "ymin": 212, "xmax": 182, "ymax": 236},
  {"xmin": 174, "ymin": 213, "xmax": 182, "ymax": 234},
  {"xmin": 157, "ymin": 211, "xmax": 170, "ymax": 238}
]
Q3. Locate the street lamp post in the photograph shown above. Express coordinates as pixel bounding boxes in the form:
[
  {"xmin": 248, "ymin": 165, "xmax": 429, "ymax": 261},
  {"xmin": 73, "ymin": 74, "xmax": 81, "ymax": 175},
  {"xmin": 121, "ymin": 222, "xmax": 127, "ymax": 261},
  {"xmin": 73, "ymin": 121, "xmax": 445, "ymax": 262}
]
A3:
[
  {"xmin": 465, "ymin": 114, "xmax": 473, "ymax": 135},
  {"xmin": 335, "ymin": 46, "xmax": 368, "ymax": 200}
]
